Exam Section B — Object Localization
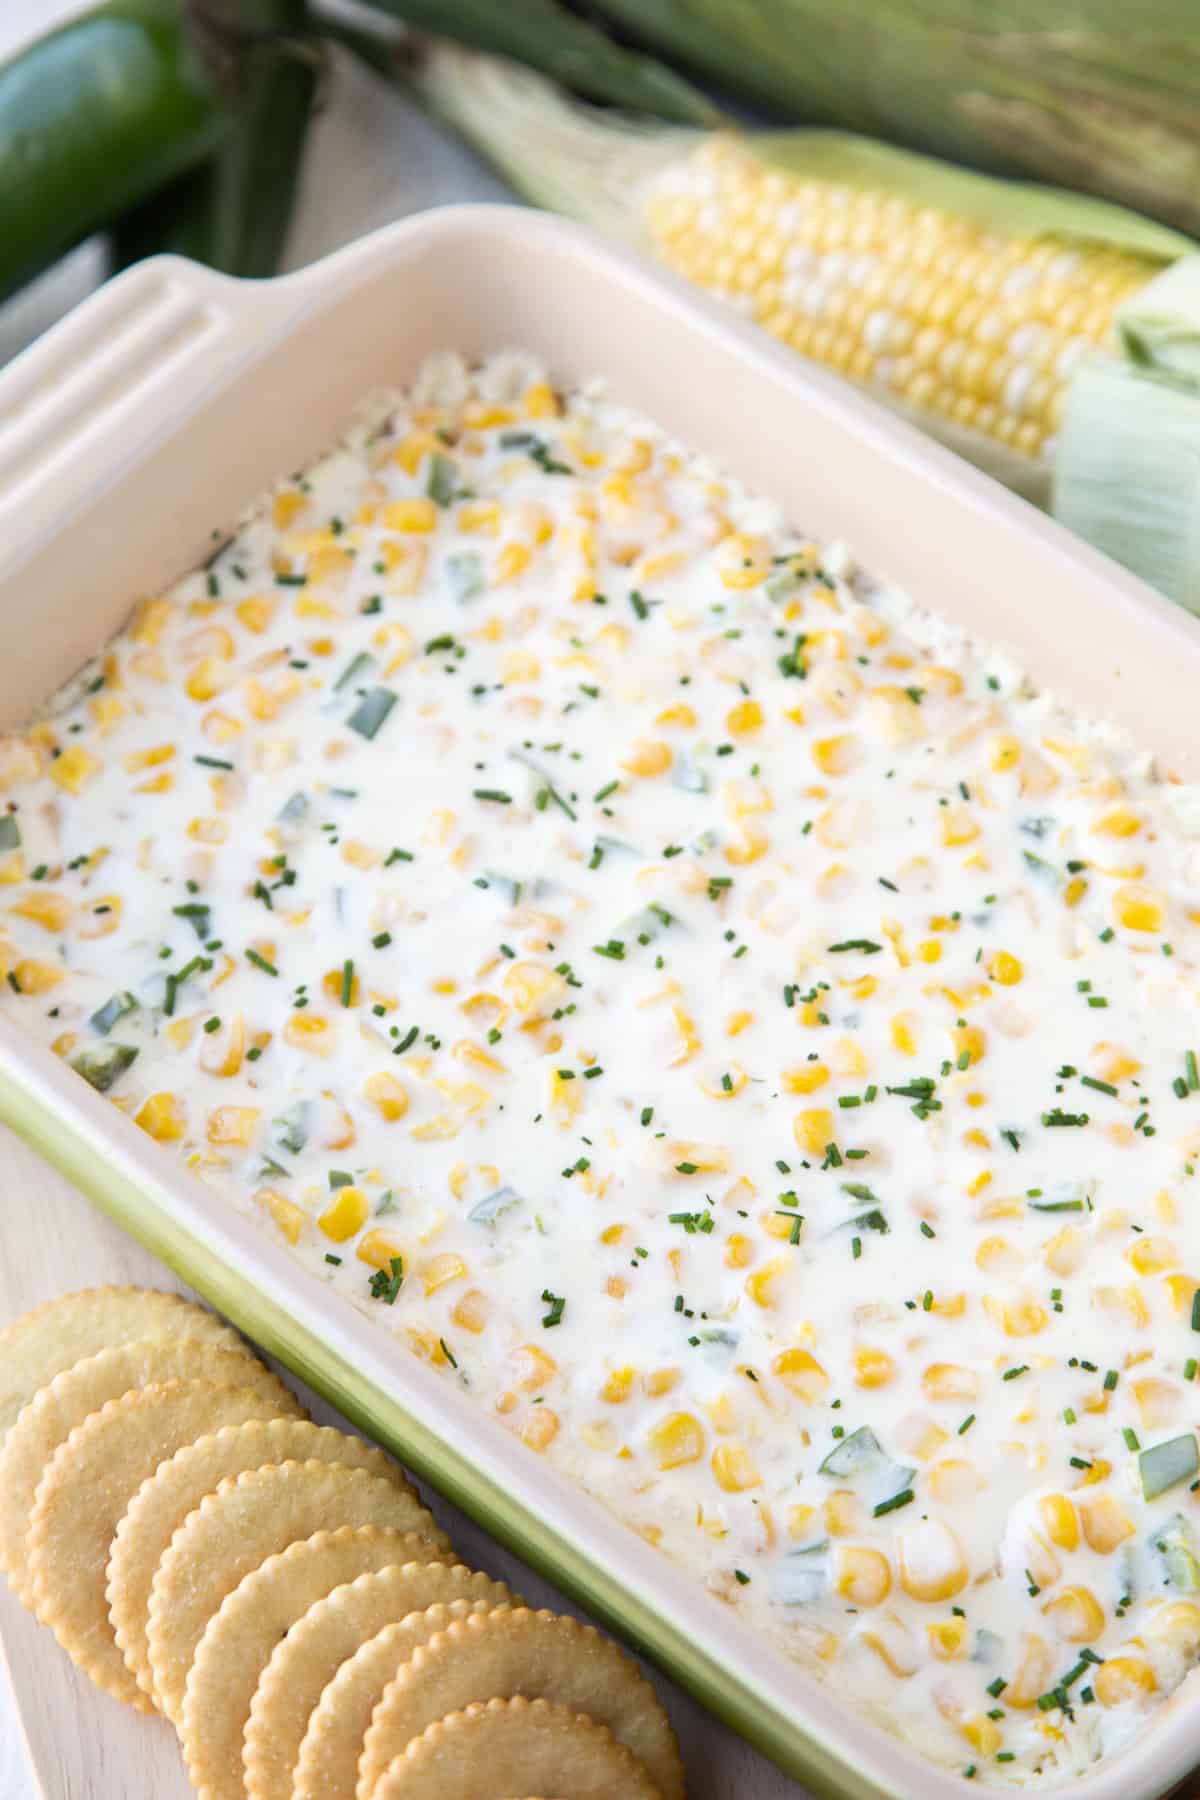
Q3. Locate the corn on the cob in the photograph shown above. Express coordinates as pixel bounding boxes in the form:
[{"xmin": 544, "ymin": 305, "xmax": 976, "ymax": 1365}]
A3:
[{"xmin": 418, "ymin": 45, "xmax": 1192, "ymax": 499}]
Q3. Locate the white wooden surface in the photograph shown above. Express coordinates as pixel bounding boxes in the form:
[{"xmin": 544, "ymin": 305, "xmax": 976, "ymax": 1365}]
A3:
[{"xmin": 0, "ymin": 10, "xmax": 810, "ymax": 1797}]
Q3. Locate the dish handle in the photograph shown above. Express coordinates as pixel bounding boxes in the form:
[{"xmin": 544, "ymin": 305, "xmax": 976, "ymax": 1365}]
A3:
[{"xmin": 0, "ymin": 255, "xmax": 301, "ymax": 579}]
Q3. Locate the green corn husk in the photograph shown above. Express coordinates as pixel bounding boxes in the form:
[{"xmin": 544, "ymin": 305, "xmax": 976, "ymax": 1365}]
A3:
[
  {"xmin": 584, "ymin": 0, "xmax": 1200, "ymax": 238},
  {"xmin": 416, "ymin": 44, "xmax": 1195, "ymax": 504},
  {"xmin": 1114, "ymin": 257, "xmax": 1200, "ymax": 386},
  {"xmin": 358, "ymin": 0, "xmax": 718, "ymax": 123},
  {"xmin": 1054, "ymin": 262, "xmax": 1200, "ymax": 609},
  {"xmin": 188, "ymin": 0, "xmax": 321, "ymax": 280}
]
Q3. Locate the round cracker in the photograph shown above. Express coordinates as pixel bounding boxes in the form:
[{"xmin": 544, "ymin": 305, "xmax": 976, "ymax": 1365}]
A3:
[
  {"xmin": 370, "ymin": 1697, "xmax": 663, "ymax": 1800},
  {"xmin": 108, "ymin": 1418, "xmax": 412, "ymax": 1702},
  {"xmin": 248, "ymin": 1566, "xmax": 516, "ymax": 1800},
  {"xmin": 0, "ymin": 1339, "xmax": 297, "ymax": 1603},
  {"xmin": 25, "ymin": 1380, "xmax": 301, "ymax": 1710},
  {"xmin": 359, "ymin": 1609, "xmax": 682, "ymax": 1800},
  {"xmin": 292, "ymin": 1604, "xmax": 514, "ymax": 1800},
  {"xmin": 0, "ymin": 1287, "xmax": 240, "ymax": 1441},
  {"xmin": 146, "ymin": 1460, "xmax": 451, "ymax": 1725},
  {"xmin": 181, "ymin": 1527, "xmax": 455, "ymax": 1800}
]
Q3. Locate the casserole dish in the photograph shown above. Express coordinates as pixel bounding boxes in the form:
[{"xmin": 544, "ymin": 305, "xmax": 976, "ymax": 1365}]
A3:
[{"xmin": 0, "ymin": 204, "xmax": 1197, "ymax": 1799}]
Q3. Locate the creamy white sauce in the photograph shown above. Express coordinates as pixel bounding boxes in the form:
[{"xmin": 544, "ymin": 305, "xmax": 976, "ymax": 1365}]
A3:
[{"xmin": 5, "ymin": 350, "xmax": 1200, "ymax": 1783}]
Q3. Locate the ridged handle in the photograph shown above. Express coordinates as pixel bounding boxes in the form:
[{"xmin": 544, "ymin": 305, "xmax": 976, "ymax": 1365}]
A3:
[{"xmin": 0, "ymin": 256, "xmax": 298, "ymax": 583}]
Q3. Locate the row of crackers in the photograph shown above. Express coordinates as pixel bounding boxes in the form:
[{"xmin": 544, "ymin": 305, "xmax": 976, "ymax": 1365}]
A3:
[{"xmin": 0, "ymin": 1287, "xmax": 686, "ymax": 1799}]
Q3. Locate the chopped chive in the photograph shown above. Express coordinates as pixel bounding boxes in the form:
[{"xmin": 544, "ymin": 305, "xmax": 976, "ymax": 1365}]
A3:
[{"xmin": 872, "ymin": 1488, "xmax": 914, "ymax": 1517}]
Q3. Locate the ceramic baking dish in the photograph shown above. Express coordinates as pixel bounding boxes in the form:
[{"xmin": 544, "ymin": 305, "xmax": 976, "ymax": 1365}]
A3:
[{"xmin": 0, "ymin": 205, "xmax": 1198, "ymax": 1800}]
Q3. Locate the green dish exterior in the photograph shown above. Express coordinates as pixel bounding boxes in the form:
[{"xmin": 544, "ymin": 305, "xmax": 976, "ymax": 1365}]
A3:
[{"xmin": 0, "ymin": 1051, "xmax": 899, "ymax": 1800}]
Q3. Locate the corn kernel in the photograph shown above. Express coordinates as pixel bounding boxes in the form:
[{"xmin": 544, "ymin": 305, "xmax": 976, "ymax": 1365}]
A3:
[
  {"xmin": 724, "ymin": 1233, "xmax": 754, "ymax": 1269},
  {"xmin": 1113, "ymin": 883, "xmax": 1165, "ymax": 933},
  {"xmin": 940, "ymin": 804, "xmax": 980, "ymax": 847},
  {"xmin": 1144, "ymin": 1601, "xmax": 1200, "ymax": 1653},
  {"xmin": 48, "ymin": 745, "xmax": 100, "ymax": 793},
  {"xmin": 1095, "ymin": 1656, "xmax": 1157, "ymax": 1707},
  {"xmin": 254, "ymin": 1186, "xmax": 305, "ymax": 1245},
  {"xmin": 601, "ymin": 1367, "xmax": 636, "ymax": 1404},
  {"xmin": 355, "ymin": 1229, "xmax": 404, "ymax": 1272},
  {"xmin": 1132, "ymin": 1376, "xmax": 1180, "ymax": 1428},
  {"xmin": 1078, "ymin": 1491, "xmax": 1135, "ymax": 1553},
  {"xmin": 927, "ymin": 1617, "xmax": 970, "ymax": 1660},
  {"xmin": 206, "ymin": 1105, "xmax": 260, "ymax": 1148},
  {"xmin": 782, "ymin": 1064, "xmax": 829, "ymax": 1096},
  {"xmin": 998, "ymin": 1633, "xmax": 1053, "ymax": 1709},
  {"xmin": 521, "ymin": 1408, "xmax": 560, "ymax": 1453},
  {"xmin": 383, "ymin": 497, "xmax": 438, "ymax": 533},
  {"xmin": 649, "ymin": 1411, "xmax": 706, "ymax": 1470},
  {"xmin": 284, "ymin": 1012, "xmax": 336, "ymax": 1056},
  {"xmin": 317, "ymin": 1186, "xmax": 368, "ymax": 1243},
  {"xmin": 859, "ymin": 1613, "xmax": 918, "ymax": 1677},
  {"xmin": 824, "ymin": 1489, "xmax": 861, "ymax": 1535},
  {"xmin": 620, "ymin": 739, "xmax": 672, "ymax": 778},
  {"xmin": 835, "ymin": 1546, "xmax": 891, "ymax": 1607},
  {"xmin": 1093, "ymin": 806, "xmax": 1142, "ymax": 837},
  {"xmin": 11, "ymin": 892, "xmax": 71, "ymax": 932},
  {"xmin": 772, "ymin": 1347, "xmax": 829, "ymax": 1402},
  {"xmin": 897, "ymin": 1518, "xmax": 968, "ymax": 1601},
  {"xmin": 413, "ymin": 1251, "xmax": 465, "ymax": 1295},
  {"xmin": 726, "ymin": 699, "xmax": 764, "ymax": 736},
  {"xmin": 364, "ymin": 1071, "xmax": 409, "ymax": 1121},
  {"xmin": 961, "ymin": 1716, "xmax": 1003, "ymax": 1755},
  {"xmin": 1127, "ymin": 1235, "xmax": 1178, "ymax": 1276},
  {"xmin": 987, "ymin": 949, "xmax": 1023, "ymax": 985},
  {"xmin": 1164, "ymin": 1273, "xmax": 1200, "ymax": 1317},
  {"xmin": 711, "ymin": 1441, "xmax": 762, "ymax": 1492},
  {"xmin": 1038, "ymin": 1495, "xmax": 1080, "ymax": 1551},
  {"xmin": 852, "ymin": 1346, "xmax": 897, "ymax": 1389},
  {"xmin": 513, "ymin": 1344, "xmax": 557, "ymax": 1391},
  {"xmin": 984, "ymin": 1294, "xmax": 1048, "ymax": 1337},
  {"xmin": 745, "ymin": 1258, "xmax": 789, "ymax": 1309},
  {"xmin": 794, "ymin": 1108, "xmax": 834, "ymax": 1155},
  {"xmin": 1042, "ymin": 1585, "xmax": 1106, "ymax": 1642},
  {"xmin": 811, "ymin": 734, "xmax": 857, "ymax": 776},
  {"xmin": 921, "ymin": 1363, "xmax": 979, "ymax": 1404},
  {"xmin": 136, "ymin": 1093, "xmax": 186, "ymax": 1142}
]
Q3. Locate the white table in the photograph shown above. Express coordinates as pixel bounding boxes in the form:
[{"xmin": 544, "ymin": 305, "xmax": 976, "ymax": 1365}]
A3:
[{"xmin": 0, "ymin": 13, "xmax": 811, "ymax": 1798}]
